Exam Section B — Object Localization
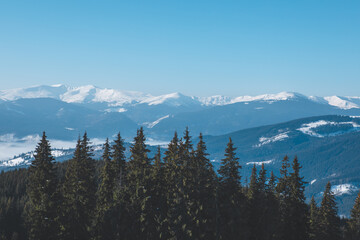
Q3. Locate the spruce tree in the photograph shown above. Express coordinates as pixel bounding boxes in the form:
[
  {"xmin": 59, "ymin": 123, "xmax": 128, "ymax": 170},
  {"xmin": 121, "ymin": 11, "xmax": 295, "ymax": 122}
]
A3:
[
  {"xmin": 247, "ymin": 164, "xmax": 262, "ymax": 240},
  {"xmin": 163, "ymin": 132, "xmax": 188, "ymax": 239},
  {"xmin": 289, "ymin": 156, "xmax": 309, "ymax": 240},
  {"xmin": 217, "ymin": 138, "xmax": 244, "ymax": 240},
  {"xmin": 112, "ymin": 133, "xmax": 126, "ymax": 191},
  {"xmin": 110, "ymin": 132, "xmax": 129, "ymax": 239},
  {"xmin": 151, "ymin": 146, "xmax": 167, "ymax": 239},
  {"xmin": 319, "ymin": 182, "xmax": 341, "ymax": 240},
  {"xmin": 276, "ymin": 155, "xmax": 292, "ymax": 240},
  {"xmin": 126, "ymin": 127, "xmax": 154, "ymax": 239},
  {"xmin": 309, "ymin": 196, "xmax": 320, "ymax": 240},
  {"xmin": 60, "ymin": 133, "xmax": 96, "ymax": 239},
  {"xmin": 26, "ymin": 132, "xmax": 59, "ymax": 240},
  {"xmin": 94, "ymin": 139, "xmax": 116, "ymax": 240},
  {"xmin": 265, "ymin": 171, "xmax": 280, "ymax": 240},
  {"xmin": 347, "ymin": 191, "xmax": 360, "ymax": 240},
  {"xmin": 188, "ymin": 133, "xmax": 216, "ymax": 239}
]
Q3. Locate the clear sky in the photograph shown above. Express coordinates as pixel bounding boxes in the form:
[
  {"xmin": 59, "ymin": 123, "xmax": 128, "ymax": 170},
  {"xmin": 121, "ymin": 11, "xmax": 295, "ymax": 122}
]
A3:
[{"xmin": 0, "ymin": 0, "xmax": 359, "ymax": 97}]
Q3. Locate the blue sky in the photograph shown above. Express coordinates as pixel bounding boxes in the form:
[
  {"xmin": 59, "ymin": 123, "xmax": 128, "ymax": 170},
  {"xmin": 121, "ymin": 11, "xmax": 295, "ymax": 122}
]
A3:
[{"xmin": 0, "ymin": 0, "xmax": 359, "ymax": 97}]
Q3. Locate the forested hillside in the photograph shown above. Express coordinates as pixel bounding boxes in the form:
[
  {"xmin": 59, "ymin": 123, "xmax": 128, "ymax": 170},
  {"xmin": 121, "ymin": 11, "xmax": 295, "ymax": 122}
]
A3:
[{"xmin": 1, "ymin": 130, "xmax": 360, "ymax": 240}]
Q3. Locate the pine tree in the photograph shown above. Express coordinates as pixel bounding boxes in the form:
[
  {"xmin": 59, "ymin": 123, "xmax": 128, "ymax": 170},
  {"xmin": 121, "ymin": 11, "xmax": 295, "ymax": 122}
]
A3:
[
  {"xmin": 289, "ymin": 156, "xmax": 309, "ymax": 240},
  {"xmin": 217, "ymin": 138, "xmax": 244, "ymax": 240},
  {"xmin": 264, "ymin": 170, "xmax": 280, "ymax": 240},
  {"xmin": 347, "ymin": 191, "xmax": 360, "ymax": 240},
  {"xmin": 276, "ymin": 155, "xmax": 293, "ymax": 240},
  {"xmin": 60, "ymin": 133, "xmax": 96, "ymax": 239},
  {"xmin": 110, "ymin": 133, "xmax": 129, "ymax": 239},
  {"xmin": 126, "ymin": 127, "xmax": 154, "ymax": 239},
  {"xmin": 246, "ymin": 164, "xmax": 262, "ymax": 240},
  {"xmin": 26, "ymin": 132, "xmax": 59, "ymax": 240},
  {"xmin": 151, "ymin": 146, "xmax": 167, "ymax": 239},
  {"xmin": 163, "ymin": 132, "xmax": 188, "ymax": 239},
  {"xmin": 112, "ymin": 133, "xmax": 126, "ymax": 191},
  {"xmin": 309, "ymin": 196, "xmax": 320, "ymax": 240},
  {"xmin": 188, "ymin": 133, "xmax": 216, "ymax": 239},
  {"xmin": 319, "ymin": 182, "xmax": 341, "ymax": 240},
  {"xmin": 94, "ymin": 139, "xmax": 116, "ymax": 240}
]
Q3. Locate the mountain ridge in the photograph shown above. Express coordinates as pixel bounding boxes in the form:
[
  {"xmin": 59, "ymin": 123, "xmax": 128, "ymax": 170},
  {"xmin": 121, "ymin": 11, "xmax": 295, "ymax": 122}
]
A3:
[{"xmin": 1, "ymin": 84, "xmax": 359, "ymax": 110}]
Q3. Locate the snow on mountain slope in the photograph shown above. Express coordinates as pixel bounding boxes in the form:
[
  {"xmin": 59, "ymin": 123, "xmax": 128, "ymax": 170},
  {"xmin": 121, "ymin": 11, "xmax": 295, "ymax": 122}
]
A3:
[
  {"xmin": 143, "ymin": 115, "xmax": 170, "ymax": 128},
  {"xmin": 140, "ymin": 92, "xmax": 198, "ymax": 106},
  {"xmin": 331, "ymin": 184, "xmax": 359, "ymax": 196},
  {"xmin": 254, "ymin": 131, "xmax": 289, "ymax": 147},
  {"xmin": 297, "ymin": 120, "xmax": 360, "ymax": 137},
  {"xmin": 197, "ymin": 95, "xmax": 232, "ymax": 106},
  {"xmin": 324, "ymin": 96, "xmax": 360, "ymax": 110},
  {"xmin": 246, "ymin": 159, "xmax": 274, "ymax": 166},
  {"xmin": 0, "ymin": 84, "xmax": 68, "ymax": 101},
  {"xmin": 231, "ymin": 92, "xmax": 298, "ymax": 103},
  {"xmin": 2, "ymin": 85, "xmax": 360, "ymax": 110}
]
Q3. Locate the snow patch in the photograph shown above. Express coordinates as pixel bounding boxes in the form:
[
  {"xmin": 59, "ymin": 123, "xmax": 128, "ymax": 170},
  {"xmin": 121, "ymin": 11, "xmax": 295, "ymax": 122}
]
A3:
[
  {"xmin": 144, "ymin": 115, "xmax": 170, "ymax": 128},
  {"xmin": 93, "ymin": 88, "xmax": 149, "ymax": 105},
  {"xmin": 254, "ymin": 132, "xmax": 289, "ymax": 147},
  {"xmin": 324, "ymin": 96, "xmax": 359, "ymax": 110},
  {"xmin": 246, "ymin": 159, "xmax": 274, "ymax": 166},
  {"xmin": 117, "ymin": 108, "xmax": 127, "ymax": 112},
  {"xmin": 146, "ymin": 138, "xmax": 169, "ymax": 147},
  {"xmin": 0, "ymin": 157, "xmax": 26, "ymax": 167},
  {"xmin": 232, "ymin": 92, "xmax": 296, "ymax": 104},
  {"xmin": 331, "ymin": 184, "xmax": 359, "ymax": 196},
  {"xmin": 51, "ymin": 150, "xmax": 66, "ymax": 157},
  {"xmin": 297, "ymin": 120, "xmax": 360, "ymax": 137},
  {"xmin": 60, "ymin": 85, "xmax": 96, "ymax": 103},
  {"xmin": 198, "ymin": 95, "xmax": 232, "ymax": 106}
]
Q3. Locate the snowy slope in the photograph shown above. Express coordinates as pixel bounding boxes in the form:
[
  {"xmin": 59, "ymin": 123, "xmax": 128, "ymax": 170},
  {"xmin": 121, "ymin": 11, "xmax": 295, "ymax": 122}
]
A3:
[{"xmin": 1, "ymin": 84, "xmax": 360, "ymax": 110}]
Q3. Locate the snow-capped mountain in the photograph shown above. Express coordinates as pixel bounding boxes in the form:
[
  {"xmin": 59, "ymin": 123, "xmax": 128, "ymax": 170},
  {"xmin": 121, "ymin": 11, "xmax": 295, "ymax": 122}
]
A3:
[
  {"xmin": 2, "ymin": 84, "xmax": 360, "ymax": 141},
  {"xmin": 1, "ymin": 84, "xmax": 360, "ymax": 110}
]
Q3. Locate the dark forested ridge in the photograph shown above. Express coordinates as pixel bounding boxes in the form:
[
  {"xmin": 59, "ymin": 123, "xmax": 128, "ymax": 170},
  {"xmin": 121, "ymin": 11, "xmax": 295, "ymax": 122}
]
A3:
[{"xmin": 1, "ymin": 130, "xmax": 360, "ymax": 240}]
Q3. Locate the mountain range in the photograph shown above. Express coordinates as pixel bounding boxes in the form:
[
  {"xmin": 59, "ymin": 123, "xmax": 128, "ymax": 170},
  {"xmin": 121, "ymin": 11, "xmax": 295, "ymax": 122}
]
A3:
[
  {"xmin": 1, "ymin": 84, "xmax": 360, "ymax": 215},
  {"xmin": 1, "ymin": 84, "xmax": 360, "ymax": 141},
  {"xmin": 2, "ymin": 114, "xmax": 360, "ymax": 216}
]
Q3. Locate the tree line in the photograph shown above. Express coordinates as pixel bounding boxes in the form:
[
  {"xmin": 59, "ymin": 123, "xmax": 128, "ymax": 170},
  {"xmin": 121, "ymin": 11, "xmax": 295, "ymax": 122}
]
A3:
[{"xmin": 1, "ymin": 128, "xmax": 360, "ymax": 240}]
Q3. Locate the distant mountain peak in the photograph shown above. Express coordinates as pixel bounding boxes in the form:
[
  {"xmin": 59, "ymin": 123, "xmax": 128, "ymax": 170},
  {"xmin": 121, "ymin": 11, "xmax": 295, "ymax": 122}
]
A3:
[
  {"xmin": 324, "ymin": 96, "xmax": 360, "ymax": 110},
  {"xmin": 1, "ymin": 85, "xmax": 360, "ymax": 110}
]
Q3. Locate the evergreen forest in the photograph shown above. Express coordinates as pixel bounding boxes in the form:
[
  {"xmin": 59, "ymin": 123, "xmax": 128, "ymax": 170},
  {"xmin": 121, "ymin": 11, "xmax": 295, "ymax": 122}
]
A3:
[{"xmin": 1, "ymin": 128, "xmax": 360, "ymax": 240}]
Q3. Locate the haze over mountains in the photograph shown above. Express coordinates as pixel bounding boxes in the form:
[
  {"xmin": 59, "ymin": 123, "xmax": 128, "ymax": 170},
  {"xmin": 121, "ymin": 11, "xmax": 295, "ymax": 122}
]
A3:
[{"xmin": 1, "ymin": 84, "xmax": 360, "ymax": 141}]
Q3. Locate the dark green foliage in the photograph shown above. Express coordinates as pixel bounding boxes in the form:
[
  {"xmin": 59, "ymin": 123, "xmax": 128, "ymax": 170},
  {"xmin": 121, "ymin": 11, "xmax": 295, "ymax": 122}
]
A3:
[
  {"xmin": 217, "ymin": 138, "xmax": 244, "ymax": 240},
  {"xmin": 347, "ymin": 191, "xmax": 360, "ymax": 239},
  {"xmin": 163, "ymin": 132, "xmax": 189, "ymax": 239},
  {"xmin": 0, "ymin": 129, "xmax": 350, "ymax": 240},
  {"xmin": 126, "ymin": 127, "xmax": 155, "ymax": 239},
  {"xmin": 187, "ymin": 133, "xmax": 216, "ymax": 239},
  {"xmin": 94, "ymin": 139, "xmax": 116, "ymax": 240},
  {"xmin": 109, "ymin": 133, "xmax": 128, "ymax": 239},
  {"xmin": 150, "ymin": 146, "xmax": 167, "ymax": 239},
  {"xmin": 309, "ymin": 196, "xmax": 320, "ymax": 240},
  {"xmin": 0, "ymin": 169, "xmax": 28, "ymax": 239},
  {"xmin": 26, "ymin": 132, "xmax": 59, "ymax": 240},
  {"xmin": 276, "ymin": 155, "xmax": 292, "ymax": 240},
  {"xmin": 111, "ymin": 133, "xmax": 126, "ymax": 191},
  {"xmin": 275, "ymin": 156, "xmax": 309, "ymax": 240},
  {"xmin": 60, "ymin": 133, "xmax": 96, "ymax": 239},
  {"xmin": 319, "ymin": 182, "xmax": 341, "ymax": 240},
  {"xmin": 288, "ymin": 156, "xmax": 309, "ymax": 240}
]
